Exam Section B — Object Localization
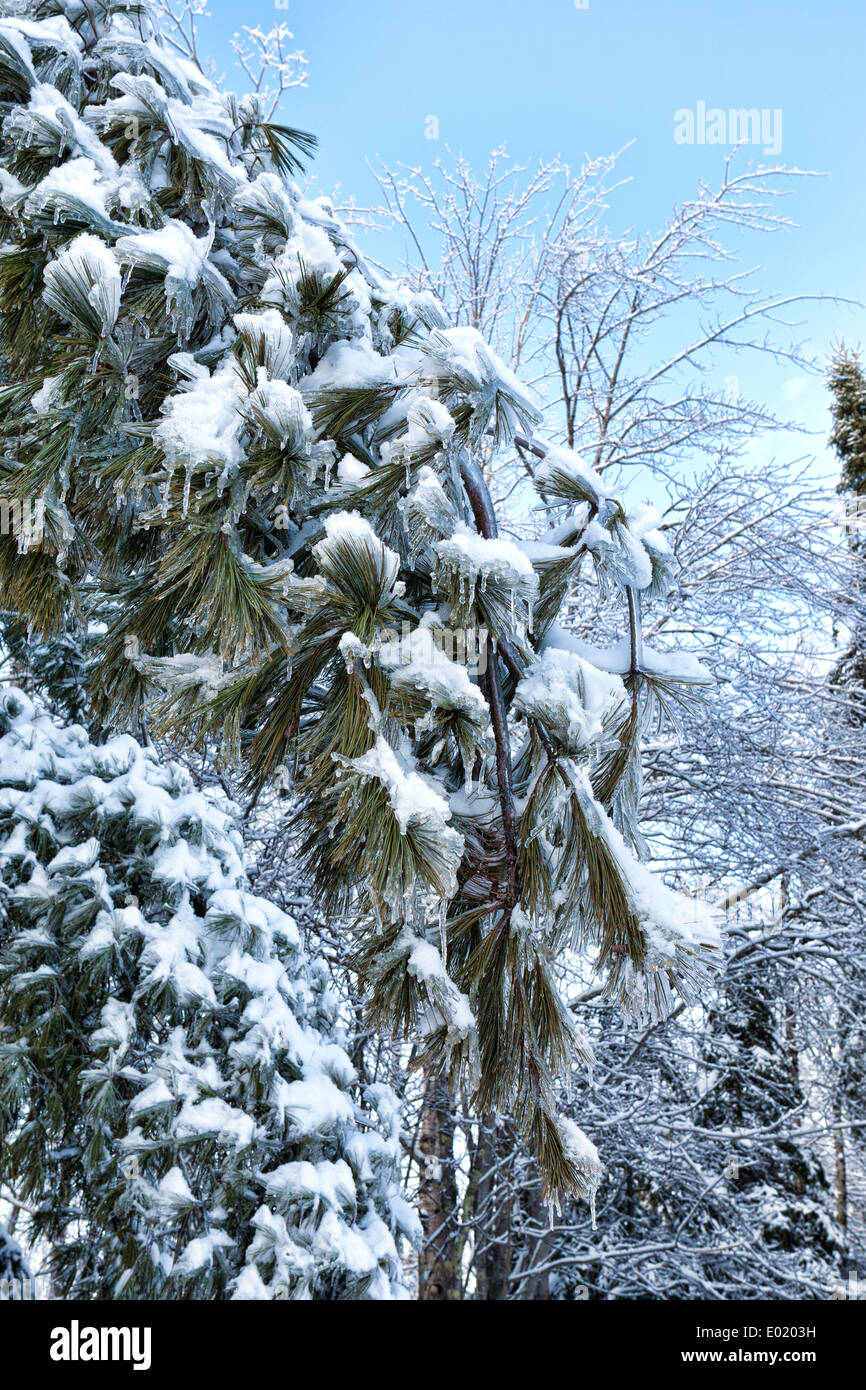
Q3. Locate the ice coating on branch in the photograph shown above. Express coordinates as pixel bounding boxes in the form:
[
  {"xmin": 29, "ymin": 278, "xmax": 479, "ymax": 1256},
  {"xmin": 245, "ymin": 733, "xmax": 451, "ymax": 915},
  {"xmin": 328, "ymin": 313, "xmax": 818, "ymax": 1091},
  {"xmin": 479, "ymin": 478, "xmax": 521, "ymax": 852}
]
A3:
[
  {"xmin": 382, "ymin": 395, "xmax": 456, "ymax": 465},
  {"xmin": 555, "ymin": 1117, "xmax": 603, "ymax": 1223},
  {"xmin": 422, "ymin": 325, "xmax": 540, "ymax": 439},
  {"xmin": 314, "ymin": 511, "xmax": 402, "ymax": 593},
  {"xmin": 542, "ymin": 626, "xmax": 712, "ymax": 685},
  {"xmin": 242, "ymin": 368, "xmax": 313, "ymax": 450},
  {"xmin": 401, "ymin": 466, "xmax": 458, "ymax": 561},
  {"xmin": 381, "ymin": 623, "xmax": 492, "ymax": 791},
  {"xmin": 436, "ymin": 523, "xmax": 537, "ymax": 587},
  {"xmin": 115, "ymin": 220, "xmax": 232, "ymax": 337},
  {"xmin": 234, "ymin": 307, "xmax": 296, "ymax": 382},
  {"xmin": 572, "ymin": 768, "xmax": 721, "ymax": 994},
  {"xmin": 108, "ymin": 71, "xmax": 248, "ymax": 196},
  {"xmin": 435, "ymin": 521, "xmax": 539, "ymax": 631},
  {"xmin": 17, "ymin": 83, "xmax": 117, "ymax": 175},
  {"xmin": 583, "ymin": 517, "xmax": 654, "ymax": 591},
  {"xmin": 116, "ymin": 220, "xmax": 210, "ymax": 284},
  {"xmin": 403, "ymin": 929, "xmax": 476, "ymax": 1049},
  {"xmin": 25, "ymin": 154, "xmax": 115, "ymax": 223}
]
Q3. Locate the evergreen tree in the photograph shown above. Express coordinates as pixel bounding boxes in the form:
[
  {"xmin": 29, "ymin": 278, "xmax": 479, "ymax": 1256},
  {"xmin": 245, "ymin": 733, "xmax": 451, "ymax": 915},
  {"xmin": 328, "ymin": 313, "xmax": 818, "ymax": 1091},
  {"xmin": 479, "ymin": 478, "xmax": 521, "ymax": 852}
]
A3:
[
  {"xmin": 507, "ymin": 970, "xmax": 843, "ymax": 1301},
  {"xmin": 0, "ymin": 1221, "xmax": 26, "ymax": 1284},
  {"xmin": 0, "ymin": 609, "xmax": 89, "ymax": 726},
  {"xmin": 0, "ymin": 685, "xmax": 417, "ymax": 1299},
  {"xmin": 0, "ymin": 0, "xmax": 718, "ymax": 1200},
  {"xmin": 825, "ymin": 345, "xmax": 866, "ymax": 1259},
  {"xmin": 692, "ymin": 965, "xmax": 842, "ymax": 1294},
  {"xmin": 827, "ymin": 345, "xmax": 866, "ymax": 696},
  {"xmin": 828, "ymin": 346, "xmax": 866, "ymax": 508}
]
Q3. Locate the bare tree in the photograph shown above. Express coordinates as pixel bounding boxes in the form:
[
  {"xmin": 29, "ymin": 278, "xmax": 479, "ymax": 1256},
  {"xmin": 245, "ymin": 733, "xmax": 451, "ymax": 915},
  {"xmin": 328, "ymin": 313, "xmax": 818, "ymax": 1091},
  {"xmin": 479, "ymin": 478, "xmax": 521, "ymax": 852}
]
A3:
[{"xmin": 339, "ymin": 145, "xmax": 866, "ymax": 1297}]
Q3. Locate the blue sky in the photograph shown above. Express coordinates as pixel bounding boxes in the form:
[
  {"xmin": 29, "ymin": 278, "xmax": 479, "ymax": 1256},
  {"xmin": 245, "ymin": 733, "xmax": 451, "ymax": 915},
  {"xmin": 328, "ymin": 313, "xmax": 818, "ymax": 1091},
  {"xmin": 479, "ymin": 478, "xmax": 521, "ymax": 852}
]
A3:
[{"xmin": 197, "ymin": 0, "xmax": 866, "ymax": 479}]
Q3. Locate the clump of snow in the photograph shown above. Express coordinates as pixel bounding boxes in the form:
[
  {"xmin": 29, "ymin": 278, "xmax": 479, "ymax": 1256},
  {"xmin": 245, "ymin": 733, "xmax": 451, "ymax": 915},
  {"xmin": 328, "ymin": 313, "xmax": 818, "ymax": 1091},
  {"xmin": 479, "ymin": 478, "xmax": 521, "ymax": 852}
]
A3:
[
  {"xmin": 42, "ymin": 232, "xmax": 121, "ymax": 334},
  {"xmin": 536, "ymin": 445, "xmax": 608, "ymax": 509},
  {"xmin": 313, "ymin": 511, "xmax": 401, "ymax": 594},
  {"xmin": 422, "ymin": 326, "xmax": 540, "ymax": 439},
  {"xmin": 342, "ymin": 735, "xmax": 455, "ymax": 837},
  {"xmin": 515, "ymin": 646, "xmax": 627, "ymax": 753},
  {"xmin": 155, "ymin": 354, "xmax": 246, "ymax": 486}
]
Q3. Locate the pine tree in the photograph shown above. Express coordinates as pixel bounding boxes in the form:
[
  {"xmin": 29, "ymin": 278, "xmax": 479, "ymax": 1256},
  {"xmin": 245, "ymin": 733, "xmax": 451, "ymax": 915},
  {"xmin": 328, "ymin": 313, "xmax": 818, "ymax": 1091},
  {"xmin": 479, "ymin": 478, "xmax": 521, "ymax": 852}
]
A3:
[
  {"xmin": 825, "ymin": 345, "xmax": 866, "ymax": 1260},
  {"xmin": 827, "ymin": 345, "xmax": 866, "ymax": 699},
  {"xmin": 828, "ymin": 345, "xmax": 866, "ymax": 508},
  {"xmin": 0, "ymin": 685, "xmax": 417, "ymax": 1299},
  {"xmin": 0, "ymin": 0, "xmax": 719, "ymax": 1201}
]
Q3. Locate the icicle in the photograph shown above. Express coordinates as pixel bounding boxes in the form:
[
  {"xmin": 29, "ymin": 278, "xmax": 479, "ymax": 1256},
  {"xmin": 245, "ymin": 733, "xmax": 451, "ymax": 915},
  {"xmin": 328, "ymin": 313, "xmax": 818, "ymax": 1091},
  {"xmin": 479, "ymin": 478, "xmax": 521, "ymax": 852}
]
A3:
[
  {"xmin": 182, "ymin": 466, "xmax": 193, "ymax": 518},
  {"xmin": 160, "ymin": 467, "xmax": 174, "ymax": 518},
  {"xmin": 463, "ymin": 753, "xmax": 473, "ymax": 797},
  {"xmin": 439, "ymin": 898, "xmax": 448, "ymax": 967},
  {"xmin": 590, "ymin": 1189, "xmax": 597, "ymax": 1231}
]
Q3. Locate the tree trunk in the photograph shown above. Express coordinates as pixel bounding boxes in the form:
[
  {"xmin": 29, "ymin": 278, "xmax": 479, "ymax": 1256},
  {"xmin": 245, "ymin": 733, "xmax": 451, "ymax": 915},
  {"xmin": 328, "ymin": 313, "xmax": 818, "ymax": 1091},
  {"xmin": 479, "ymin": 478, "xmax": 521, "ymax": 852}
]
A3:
[
  {"xmin": 472, "ymin": 1116, "xmax": 513, "ymax": 1300},
  {"xmin": 518, "ymin": 1176, "xmax": 553, "ymax": 1301},
  {"xmin": 832, "ymin": 1092, "xmax": 848, "ymax": 1249},
  {"xmin": 417, "ymin": 1069, "xmax": 461, "ymax": 1300}
]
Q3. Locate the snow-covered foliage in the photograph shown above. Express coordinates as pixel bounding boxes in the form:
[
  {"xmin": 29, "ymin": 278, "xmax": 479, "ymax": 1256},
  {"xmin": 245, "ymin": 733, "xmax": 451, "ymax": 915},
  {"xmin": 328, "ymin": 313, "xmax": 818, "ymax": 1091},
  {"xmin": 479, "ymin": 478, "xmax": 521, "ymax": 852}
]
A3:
[
  {"xmin": 342, "ymin": 144, "xmax": 866, "ymax": 1298},
  {"xmin": 0, "ymin": 1221, "xmax": 26, "ymax": 1283},
  {"xmin": 0, "ymin": 0, "xmax": 721, "ymax": 1204},
  {"xmin": 0, "ymin": 687, "xmax": 416, "ymax": 1299}
]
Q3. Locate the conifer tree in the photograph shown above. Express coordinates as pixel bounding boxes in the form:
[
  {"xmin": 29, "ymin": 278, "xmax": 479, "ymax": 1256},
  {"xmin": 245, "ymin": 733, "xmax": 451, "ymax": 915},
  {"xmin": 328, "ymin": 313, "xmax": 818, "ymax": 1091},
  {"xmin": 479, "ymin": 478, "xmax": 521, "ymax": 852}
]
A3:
[
  {"xmin": 0, "ymin": 0, "xmax": 719, "ymax": 1200},
  {"xmin": 0, "ymin": 685, "xmax": 417, "ymax": 1299},
  {"xmin": 694, "ymin": 967, "xmax": 842, "ymax": 1292},
  {"xmin": 513, "ymin": 973, "xmax": 843, "ymax": 1300},
  {"xmin": 827, "ymin": 345, "xmax": 866, "ymax": 698},
  {"xmin": 829, "ymin": 346, "xmax": 866, "ymax": 508},
  {"xmin": 0, "ymin": 610, "xmax": 89, "ymax": 725},
  {"xmin": 0, "ymin": 1221, "xmax": 26, "ymax": 1284}
]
